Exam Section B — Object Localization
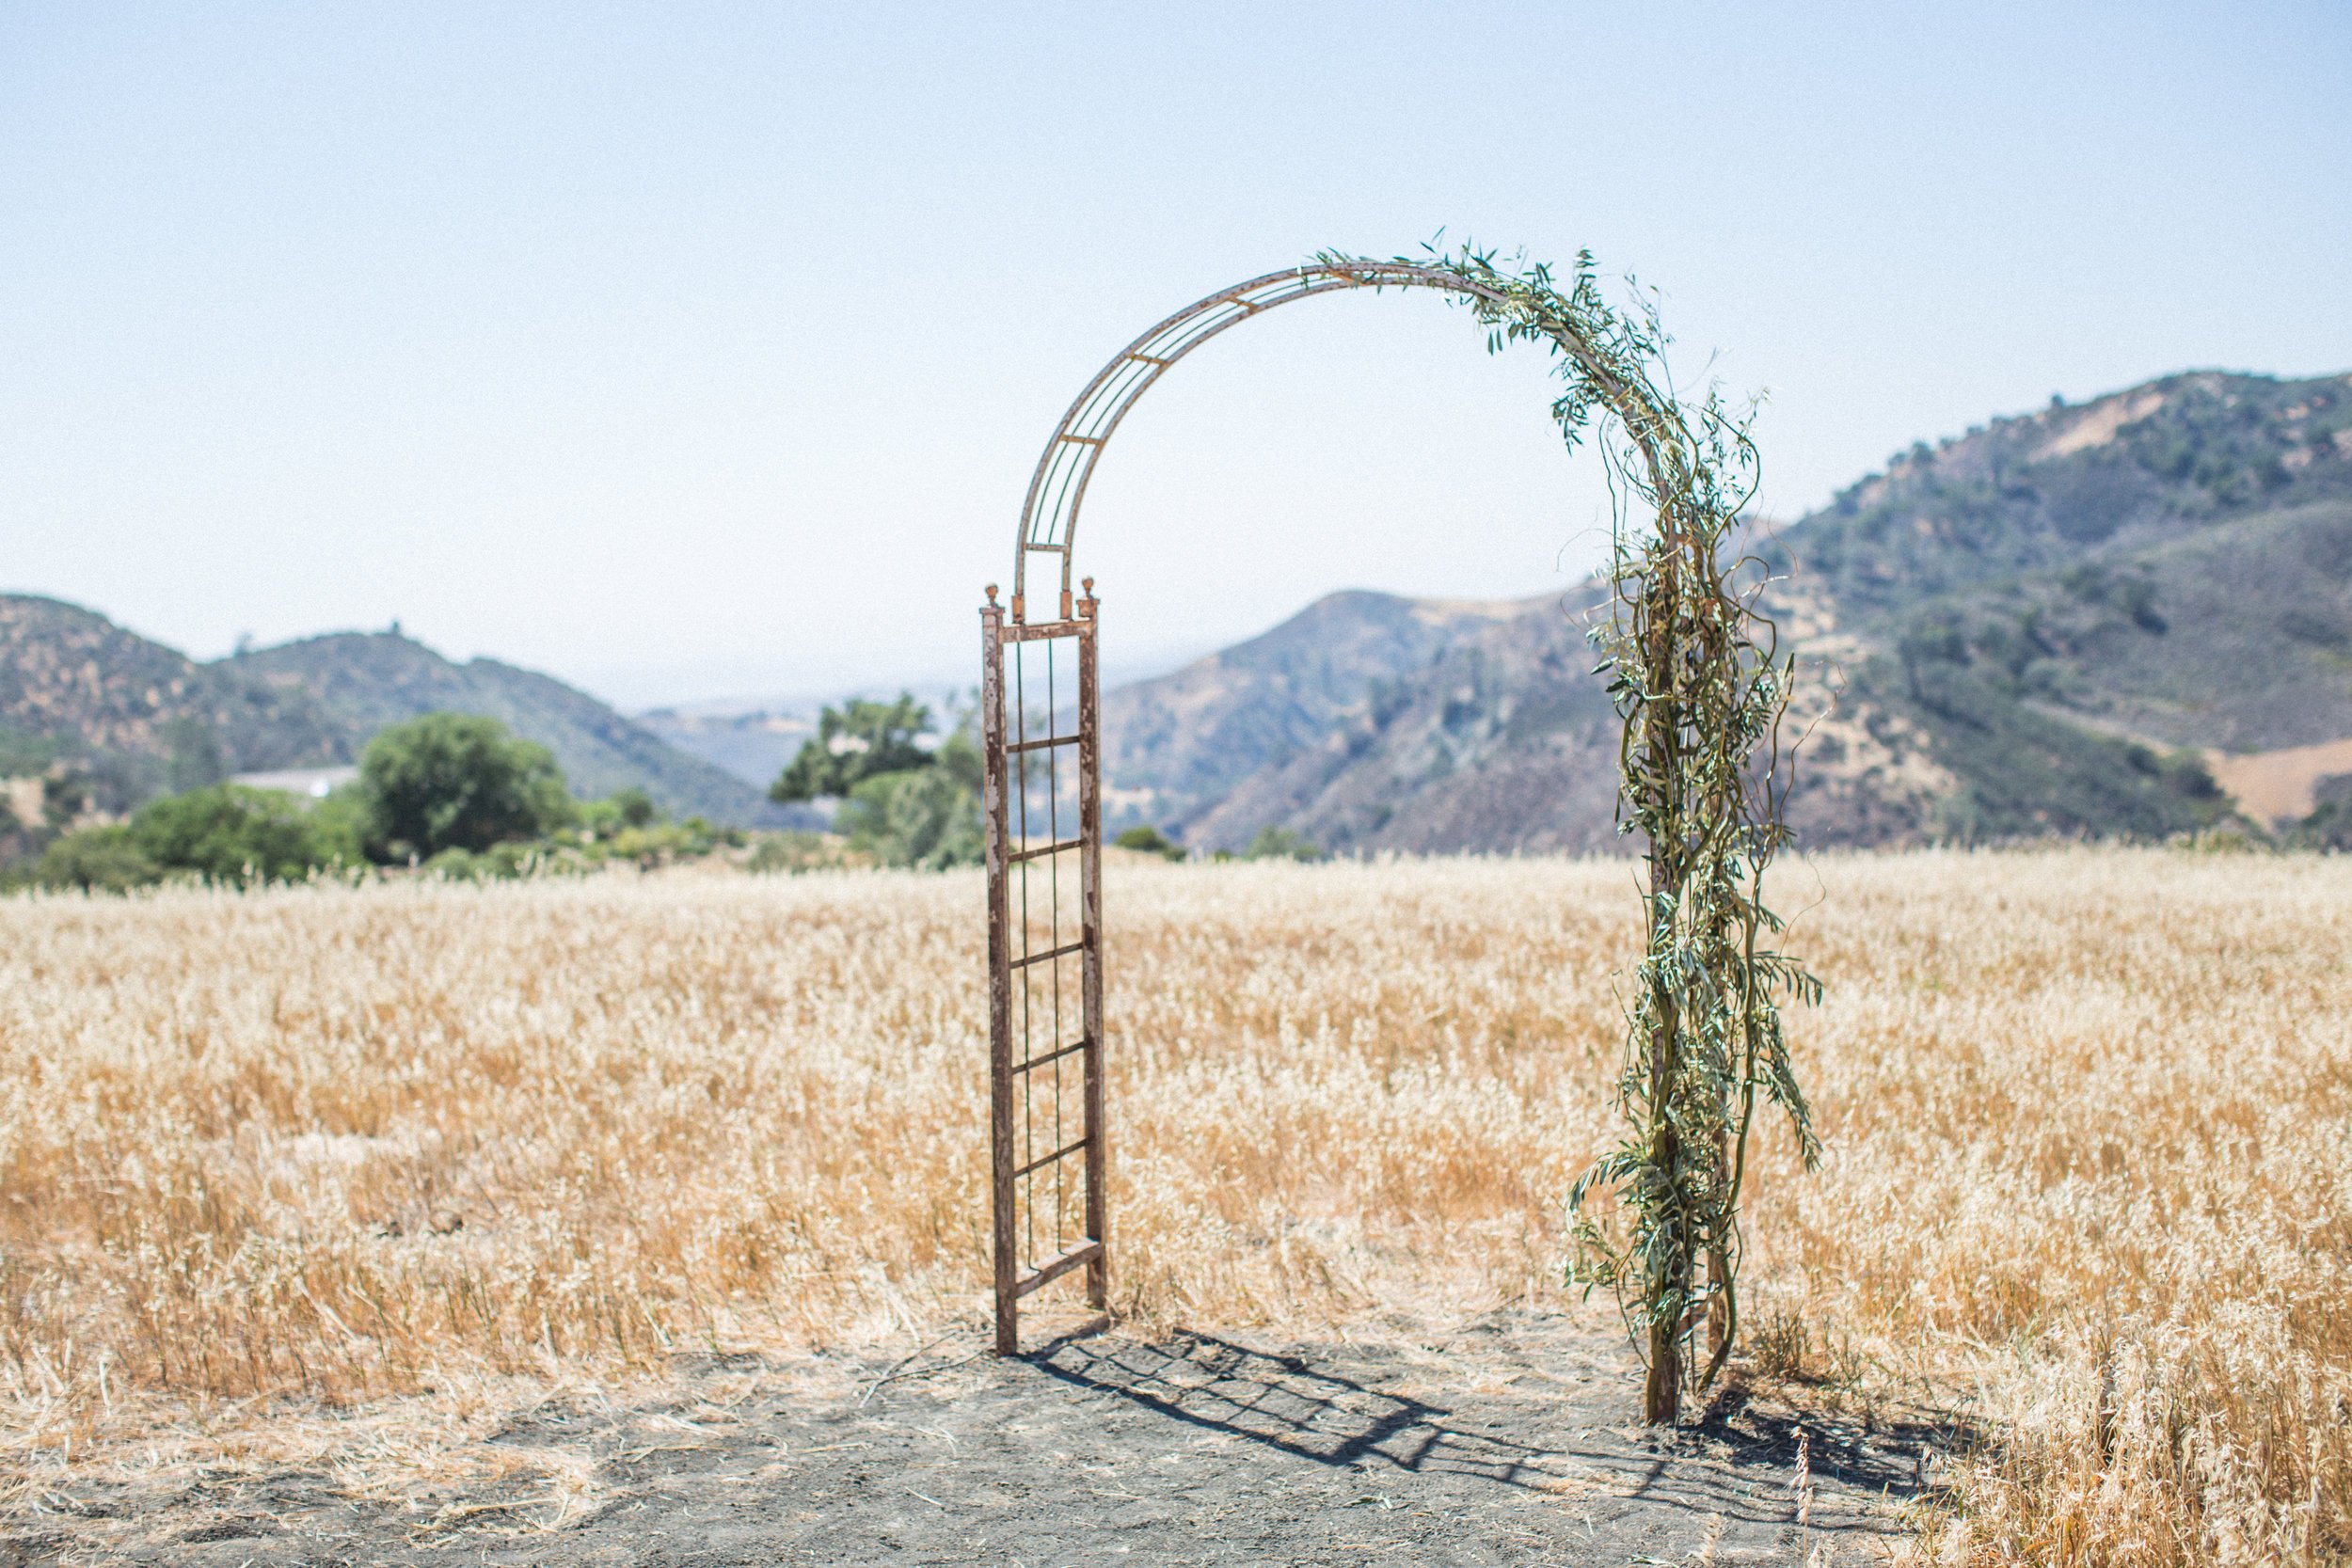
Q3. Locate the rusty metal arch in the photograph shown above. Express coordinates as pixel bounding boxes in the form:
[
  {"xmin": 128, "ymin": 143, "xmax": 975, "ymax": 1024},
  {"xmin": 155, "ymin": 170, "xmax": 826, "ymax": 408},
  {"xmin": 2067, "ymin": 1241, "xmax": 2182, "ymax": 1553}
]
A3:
[
  {"xmin": 980, "ymin": 258, "xmax": 1651, "ymax": 1356},
  {"xmin": 1008, "ymin": 260, "xmax": 1527, "ymax": 622}
]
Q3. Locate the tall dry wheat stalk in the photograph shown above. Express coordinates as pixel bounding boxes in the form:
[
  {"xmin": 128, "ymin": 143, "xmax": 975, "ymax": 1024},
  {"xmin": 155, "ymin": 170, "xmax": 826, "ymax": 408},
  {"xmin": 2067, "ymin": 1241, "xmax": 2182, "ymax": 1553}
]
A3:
[{"xmin": 0, "ymin": 849, "xmax": 2342, "ymax": 1563}]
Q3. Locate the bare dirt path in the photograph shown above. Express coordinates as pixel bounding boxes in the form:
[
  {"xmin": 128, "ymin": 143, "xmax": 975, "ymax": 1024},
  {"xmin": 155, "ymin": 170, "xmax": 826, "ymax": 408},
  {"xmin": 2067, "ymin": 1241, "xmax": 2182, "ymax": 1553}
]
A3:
[{"xmin": 19, "ymin": 1314, "xmax": 1947, "ymax": 1566}]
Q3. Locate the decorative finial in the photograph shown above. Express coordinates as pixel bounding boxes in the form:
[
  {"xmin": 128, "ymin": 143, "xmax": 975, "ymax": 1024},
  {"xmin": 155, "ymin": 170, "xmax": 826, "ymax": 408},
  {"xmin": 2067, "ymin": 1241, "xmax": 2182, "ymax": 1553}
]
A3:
[
  {"xmin": 1081, "ymin": 577, "xmax": 1094, "ymax": 595},
  {"xmin": 985, "ymin": 583, "xmax": 999, "ymax": 605}
]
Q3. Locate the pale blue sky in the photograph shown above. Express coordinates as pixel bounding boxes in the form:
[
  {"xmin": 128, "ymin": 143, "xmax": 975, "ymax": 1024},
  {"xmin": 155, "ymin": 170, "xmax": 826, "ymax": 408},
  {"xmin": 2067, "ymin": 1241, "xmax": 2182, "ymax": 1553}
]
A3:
[{"xmin": 3, "ymin": 2, "xmax": 2346, "ymax": 707}]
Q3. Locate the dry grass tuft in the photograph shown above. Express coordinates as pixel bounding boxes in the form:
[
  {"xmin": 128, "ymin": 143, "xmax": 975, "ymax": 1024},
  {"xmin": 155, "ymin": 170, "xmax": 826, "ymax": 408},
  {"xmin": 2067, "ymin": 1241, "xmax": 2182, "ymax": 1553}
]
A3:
[{"xmin": 0, "ymin": 849, "xmax": 2343, "ymax": 1563}]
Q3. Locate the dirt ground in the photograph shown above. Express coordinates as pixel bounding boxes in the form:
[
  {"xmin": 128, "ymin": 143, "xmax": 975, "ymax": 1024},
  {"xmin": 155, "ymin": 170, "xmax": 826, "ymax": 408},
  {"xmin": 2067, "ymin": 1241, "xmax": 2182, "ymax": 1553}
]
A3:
[{"xmin": 11, "ymin": 1313, "xmax": 1948, "ymax": 1567}]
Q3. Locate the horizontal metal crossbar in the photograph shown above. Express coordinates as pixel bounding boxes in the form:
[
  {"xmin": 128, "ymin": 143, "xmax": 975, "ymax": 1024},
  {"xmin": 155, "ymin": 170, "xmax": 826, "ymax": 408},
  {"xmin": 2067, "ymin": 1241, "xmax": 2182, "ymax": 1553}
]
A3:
[
  {"xmin": 1009, "ymin": 837, "xmax": 1084, "ymax": 863},
  {"xmin": 1014, "ymin": 1036, "xmax": 1090, "ymax": 1075},
  {"xmin": 1014, "ymin": 1135, "xmax": 1090, "ymax": 1180},
  {"xmin": 1011, "ymin": 939, "xmax": 1085, "ymax": 970},
  {"xmin": 1014, "ymin": 1239, "xmax": 1103, "ymax": 1300},
  {"xmin": 1006, "ymin": 734, "xmax": 1080, "ymax": 754},
  {"xmin": 1004, "ymin": 620, "xmax": 1088, "ymax": 642}
]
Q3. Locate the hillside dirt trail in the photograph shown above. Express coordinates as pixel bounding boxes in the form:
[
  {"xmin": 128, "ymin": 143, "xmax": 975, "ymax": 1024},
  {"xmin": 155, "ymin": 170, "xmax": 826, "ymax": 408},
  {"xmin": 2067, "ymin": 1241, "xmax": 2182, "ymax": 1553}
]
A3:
[{"xmin": 16, "ymin": 1312, "xmax": 1945, "ymax": 1567}]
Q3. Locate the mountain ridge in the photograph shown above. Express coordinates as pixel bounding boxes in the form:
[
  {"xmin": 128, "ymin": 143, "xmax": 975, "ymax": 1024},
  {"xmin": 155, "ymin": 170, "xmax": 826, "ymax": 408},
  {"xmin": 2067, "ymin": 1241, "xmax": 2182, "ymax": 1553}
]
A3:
[
  {"xmin": 1100, "ymin": 588, "xmax": 1552, "ymax": 833},
  {"xmin": 1102, "ymin": 368, "xmax": 2352, "ymax": 850},
  {"xmin": 0, "ymin": 598, "xmax": 790, "ymax": 826}
]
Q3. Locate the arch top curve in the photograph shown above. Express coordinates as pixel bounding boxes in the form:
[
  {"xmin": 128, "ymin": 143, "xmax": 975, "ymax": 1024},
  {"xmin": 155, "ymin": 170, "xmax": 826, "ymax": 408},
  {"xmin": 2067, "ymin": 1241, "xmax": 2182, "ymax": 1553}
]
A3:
[{"xmin": 1008, "ymin": 260, "xmax": 1513, "ymax": 620}]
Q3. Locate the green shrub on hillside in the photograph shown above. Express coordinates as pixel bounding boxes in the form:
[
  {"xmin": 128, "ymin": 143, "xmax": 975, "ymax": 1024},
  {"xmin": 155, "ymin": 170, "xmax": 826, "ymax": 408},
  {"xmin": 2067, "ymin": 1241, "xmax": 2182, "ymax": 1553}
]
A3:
[{"xmin": 1861, "ymin": 643, "xmax": 2241, "ymax": 843}]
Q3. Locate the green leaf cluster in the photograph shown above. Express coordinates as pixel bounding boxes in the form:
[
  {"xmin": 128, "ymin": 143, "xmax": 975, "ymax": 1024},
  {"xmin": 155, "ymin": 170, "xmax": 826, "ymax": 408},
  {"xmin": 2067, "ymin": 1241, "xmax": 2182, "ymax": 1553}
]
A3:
[{"xmin": 1332, "ymin": 243, "xmax": 1820, "ymax": 1418}]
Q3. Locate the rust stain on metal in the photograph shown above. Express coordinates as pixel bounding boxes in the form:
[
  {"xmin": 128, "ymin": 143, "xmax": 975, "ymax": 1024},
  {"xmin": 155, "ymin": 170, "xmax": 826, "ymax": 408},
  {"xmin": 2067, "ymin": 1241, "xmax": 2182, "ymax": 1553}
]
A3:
[
  {"xmin": 1076, "ymin": 579, "xmax": 1106, "ymax": 1314},
  {"xmin": 979, "ymin": 595, "xmax": 1017, "ymax": 1355}
]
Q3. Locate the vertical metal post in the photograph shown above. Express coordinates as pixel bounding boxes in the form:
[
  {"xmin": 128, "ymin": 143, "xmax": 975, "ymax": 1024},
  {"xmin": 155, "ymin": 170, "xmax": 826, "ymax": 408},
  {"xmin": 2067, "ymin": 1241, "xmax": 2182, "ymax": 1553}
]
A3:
[
  {"xmin": 1075, "ymin": 580, "xmax": 1107, "ymax": 1311},
  {"xmin": 980, "ymin": 589, "xmax": 1017, "ymax": 1356}
]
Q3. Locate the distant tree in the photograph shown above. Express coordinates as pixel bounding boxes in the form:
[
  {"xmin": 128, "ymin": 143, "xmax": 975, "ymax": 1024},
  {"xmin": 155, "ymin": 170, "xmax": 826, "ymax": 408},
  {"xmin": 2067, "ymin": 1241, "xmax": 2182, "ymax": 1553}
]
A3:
[
  {"xmin": 24, "ymin": 825, "xmax": 159, "ymax": 893},
  {"xmin": 836, "ymin": 731, "xmax": 983, "ymax": 869},
  {"xmin": 2294, "ymin": 790, "xmax": 2352, "ymax": 851},
  {"xmin": 1115, "ymin": 823, "xmax": 1187, "ymax": 862},
  {"xmin": 16, "ymin": 781, "xmax": 366, "ymax": 892},
  {"xmin": 307, "ymin": 789, "xmax": 372, "ymax": 863},
  {"xmin": 576, "ymin": 786, "xmax": 660, "ymax": 842},
  {"xmin": 770, "ymin": 694, "xmax": 934, "ymax": 802},
  {"xmin": 1243, "ymin": 826, "xmax": 1321, "ymax": 863},
  {"xmin": 131, "ymin": 783, "xmax": 347, "ymax": 882},
  {"xmin": 612, "ymin": 786, "xmax": 657, "ymax": 829},
  {"xmin": 357, "ymin": 713, "xmax": 571, "ymax": 862},
  {"xmin": 39, "ymin": 767, "xmax": 100, "ymax": 834},
  {"xmin": 2112, "ymin": 575, "xmax": 2166, "ymax": 634}
]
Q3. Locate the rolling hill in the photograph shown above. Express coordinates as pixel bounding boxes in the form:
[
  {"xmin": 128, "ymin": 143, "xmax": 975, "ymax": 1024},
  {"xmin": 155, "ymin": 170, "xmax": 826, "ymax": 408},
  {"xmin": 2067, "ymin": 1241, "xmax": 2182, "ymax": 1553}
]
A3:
[
  {"xmin": 1098, "ymin": 590, "xmax": 1537, "ymax": 830},
  {"xmin": 1106, "ymin": 369, "xmax": 2352, "ymax": 851},
  {"xmin": 13, "ymin": 368, "xmax": 2344, "ymax": 852},
  {"xmin": 227, "ymin": 631, "xmax": 789, "ymax": 821},
  {"xmin": 0, "ymin": 599, "xmax": 789, "ymax": 826}
]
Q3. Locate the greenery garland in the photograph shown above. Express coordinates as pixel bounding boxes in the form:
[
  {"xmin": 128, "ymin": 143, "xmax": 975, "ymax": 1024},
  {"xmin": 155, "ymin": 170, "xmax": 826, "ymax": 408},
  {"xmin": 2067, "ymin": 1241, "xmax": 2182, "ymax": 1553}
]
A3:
[{"xmin": 1331, "ymin": 245, "xmax": 1821, "ymax": 1421}]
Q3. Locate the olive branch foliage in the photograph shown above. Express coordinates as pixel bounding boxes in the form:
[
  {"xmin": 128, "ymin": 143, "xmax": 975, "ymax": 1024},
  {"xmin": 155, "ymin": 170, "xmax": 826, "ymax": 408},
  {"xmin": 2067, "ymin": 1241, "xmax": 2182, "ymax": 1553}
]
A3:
[{"xmin": 1326, "ymin": 244, "xmax": 1820, "ymax": 1412}]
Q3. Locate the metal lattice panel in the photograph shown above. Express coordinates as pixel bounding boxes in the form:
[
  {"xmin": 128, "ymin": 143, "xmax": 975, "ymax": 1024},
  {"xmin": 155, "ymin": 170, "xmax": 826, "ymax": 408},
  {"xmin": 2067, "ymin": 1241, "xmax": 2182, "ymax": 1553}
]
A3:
[{"xmin": 980, "ymin": 583, "xmax": 1104, "ymax": 1353}]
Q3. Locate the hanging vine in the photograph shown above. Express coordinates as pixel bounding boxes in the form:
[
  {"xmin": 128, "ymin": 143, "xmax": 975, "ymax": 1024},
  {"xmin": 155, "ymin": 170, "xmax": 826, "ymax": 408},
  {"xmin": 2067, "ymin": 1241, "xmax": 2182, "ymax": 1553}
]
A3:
[{"xmin": 1325, "ymin": 245, "xmax": 1821, "ymax": 1422}]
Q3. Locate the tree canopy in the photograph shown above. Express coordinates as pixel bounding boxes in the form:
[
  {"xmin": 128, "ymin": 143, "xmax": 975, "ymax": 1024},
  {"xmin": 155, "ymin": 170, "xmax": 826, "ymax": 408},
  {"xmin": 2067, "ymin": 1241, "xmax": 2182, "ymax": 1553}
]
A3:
[
  {"xmin": 358, "ymin": 712, "xmax": 571, "ymax": 861},
  {"xmin": 134, "ymin": 783, "xmax": 359, "ymax": 881},
  {"xmin": 769, "ymin": 693, "xmax": 981, "ymax": 868},
  {"xmin": 835, "ymin": 731, "xmax": 982, "ymax": 869},
  {"xmin": 769, "ymin": 694, "xmax": 935, "ymax": 803}
]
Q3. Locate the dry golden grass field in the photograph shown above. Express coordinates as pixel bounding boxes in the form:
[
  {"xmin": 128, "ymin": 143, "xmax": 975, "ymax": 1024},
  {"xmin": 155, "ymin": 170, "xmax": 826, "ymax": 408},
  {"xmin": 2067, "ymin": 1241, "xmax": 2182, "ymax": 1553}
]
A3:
[{"xmin": 0, "ymin": 849, "xmax": 2344, "ymax": 1564}]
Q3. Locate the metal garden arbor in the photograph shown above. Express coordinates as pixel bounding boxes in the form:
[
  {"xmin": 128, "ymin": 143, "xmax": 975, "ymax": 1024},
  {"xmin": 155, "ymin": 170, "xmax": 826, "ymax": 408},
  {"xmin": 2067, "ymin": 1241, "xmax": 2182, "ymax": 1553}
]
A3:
[
  {"xmin": 979, "ymin": 260, "xmax": 1551, "ymax": 1355},
  {"xmin": 979, "ymin": 248, "xmax": 1816, "ymax": 1436}
]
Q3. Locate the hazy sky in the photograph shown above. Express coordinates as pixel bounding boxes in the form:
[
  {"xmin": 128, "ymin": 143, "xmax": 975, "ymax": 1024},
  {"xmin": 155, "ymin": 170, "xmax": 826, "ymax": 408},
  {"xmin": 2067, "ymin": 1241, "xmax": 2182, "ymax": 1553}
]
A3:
[{"xmin": 4, "ymin": 3, "xmax": 2347, "ymax": 709}]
